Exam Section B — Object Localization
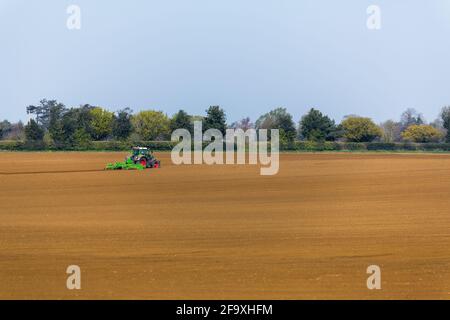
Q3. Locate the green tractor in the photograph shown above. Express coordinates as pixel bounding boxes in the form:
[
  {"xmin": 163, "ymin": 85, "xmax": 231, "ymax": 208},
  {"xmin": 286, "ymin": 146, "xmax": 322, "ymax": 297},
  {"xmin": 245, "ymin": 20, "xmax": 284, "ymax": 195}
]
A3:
[{"xmin": 105, "ymin": 147, "xmax": 161, "ymax": 171}]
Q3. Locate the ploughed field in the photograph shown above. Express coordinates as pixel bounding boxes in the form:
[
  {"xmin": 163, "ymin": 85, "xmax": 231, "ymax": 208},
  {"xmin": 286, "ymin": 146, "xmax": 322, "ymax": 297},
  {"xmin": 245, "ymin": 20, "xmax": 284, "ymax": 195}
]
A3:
[{"xmin": 1, "ymin": 152, "xmax": 450, "ymax": 299}]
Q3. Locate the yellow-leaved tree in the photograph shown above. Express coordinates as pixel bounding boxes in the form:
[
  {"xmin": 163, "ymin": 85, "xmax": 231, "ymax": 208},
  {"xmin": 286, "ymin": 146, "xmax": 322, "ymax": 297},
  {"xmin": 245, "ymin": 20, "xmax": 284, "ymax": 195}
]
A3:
[
  {"xmin": 401, "ymin": 124, "xmax": 443, "ymax": 143},
  {"xmin": 341, "ymin": 117, "xmax": 382, "ymax": 142}
]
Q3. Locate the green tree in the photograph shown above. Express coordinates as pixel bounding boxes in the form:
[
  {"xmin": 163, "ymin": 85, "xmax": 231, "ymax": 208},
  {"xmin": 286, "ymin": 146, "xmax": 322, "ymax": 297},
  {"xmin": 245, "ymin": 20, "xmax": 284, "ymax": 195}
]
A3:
[
  {"xmin": 75, "ymin": 104, "xmax": 95, "ymax": 137},
  {"xmin": 441, "ymin": 106, "xmax": 450, "ymax": 143},
  {"xmin": 170, "ymin": 110, "xmax": 193, "ymax": 134},
  {"xmin": 341, "ymin": 117, "xmax": 382, "ymax": 142},
  {"xmin": 89, "ymin": 107, "xmax": 114, "ymax": 140},
  {"xmin": 132, "ymin": 110, "xmax": 170, "ymax": 140},
  {"xmin": 299, "ymin": 108, "xmax": 336, "ymax": 141},
  {"xmin": 73, "ymin": 128, "xmax": 92, "ymax": 149},
  {"xmin": 48, "ymin": 104, "xmax": 66, "ymax": 146},
  {"xmin": 203, "ymin": 106, "xmax": 227, "ymax": 135},
  {"xmin": 43, "ymin": 132, "xmax": 54, "ymax": 148},
  {"xmin": 58, "ymin": 108, "xmax": 79, "ymax": 147},
  {"xmin": 113, "ymin": 108, "xmax": 133, "ymax": 140},
  {"xmin": 256, "ymin": 107, "xmax": 296, "ymax": 142},
  {"xmin": 46, "ymin": 106, "xmax": 94, "ymax": 148},
  {"xmin": 27, "ymin": 99, "xmax": 66, "ymax": 130},
  {"xmin": 401, "ymin": 124, "xmax": 443, "ymax": 143},
  {"xmin": 24, "ymin": 119, "xmax": 44, "ymax": 141},
  {"xmin": 0, "ymin": 120, "xmax": 12, "ymax": 140}
]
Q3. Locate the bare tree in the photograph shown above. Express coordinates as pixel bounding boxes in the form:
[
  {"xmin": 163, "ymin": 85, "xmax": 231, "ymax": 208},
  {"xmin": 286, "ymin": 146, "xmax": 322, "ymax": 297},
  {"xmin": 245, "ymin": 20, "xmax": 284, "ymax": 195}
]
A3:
[
  {"xmin": 380, "ymin": 120, "xmax": 402, "ymax": 142},
  {"xmin": 230, "ymin": 117, "xmax": 254, "ymax": 131},
  {"xmin": 400, "ymin": 108, "xmax": 425, "ymax": 131}
]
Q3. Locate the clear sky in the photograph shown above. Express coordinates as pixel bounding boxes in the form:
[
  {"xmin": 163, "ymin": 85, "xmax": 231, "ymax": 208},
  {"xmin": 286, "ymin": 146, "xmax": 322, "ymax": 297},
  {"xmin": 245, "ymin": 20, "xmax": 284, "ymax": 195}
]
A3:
[{"xmin": 1, "ymin": 0, "xmax": 450, "ymax": 124}]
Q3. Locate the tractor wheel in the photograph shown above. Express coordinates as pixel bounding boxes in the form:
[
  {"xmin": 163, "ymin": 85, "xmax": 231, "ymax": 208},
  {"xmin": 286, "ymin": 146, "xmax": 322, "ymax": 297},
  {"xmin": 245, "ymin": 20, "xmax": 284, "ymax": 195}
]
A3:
[
  {"xmin": 140, "ymin": 158, "xmax": 147, "ymax": 168},
  {"xmin": 154, "ymin": 162, "xmax": 160, "ymax": 168}
]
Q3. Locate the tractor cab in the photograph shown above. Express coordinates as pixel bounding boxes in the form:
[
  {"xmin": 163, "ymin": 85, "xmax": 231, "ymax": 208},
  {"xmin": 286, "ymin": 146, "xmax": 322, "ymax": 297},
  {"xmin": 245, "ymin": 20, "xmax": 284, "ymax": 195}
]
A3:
[{"xmin": 132, "ymin": 147, "xmax": 153, "ymax": 158}]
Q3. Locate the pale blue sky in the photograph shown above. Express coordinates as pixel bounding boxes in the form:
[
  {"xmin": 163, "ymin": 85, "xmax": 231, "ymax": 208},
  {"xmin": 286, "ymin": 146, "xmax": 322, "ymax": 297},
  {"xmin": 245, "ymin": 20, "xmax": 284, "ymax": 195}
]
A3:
[{"xmin": 1, "ymin": 0, "xmax": 450, "ymax": 124}]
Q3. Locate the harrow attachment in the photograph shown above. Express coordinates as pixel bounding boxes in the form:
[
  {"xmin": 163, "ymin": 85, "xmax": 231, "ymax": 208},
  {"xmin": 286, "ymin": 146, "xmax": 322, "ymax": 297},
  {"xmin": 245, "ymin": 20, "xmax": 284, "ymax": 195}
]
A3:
[{"xmin": 105, "ymin": 159, "xmax": 145, "ymax": 171}]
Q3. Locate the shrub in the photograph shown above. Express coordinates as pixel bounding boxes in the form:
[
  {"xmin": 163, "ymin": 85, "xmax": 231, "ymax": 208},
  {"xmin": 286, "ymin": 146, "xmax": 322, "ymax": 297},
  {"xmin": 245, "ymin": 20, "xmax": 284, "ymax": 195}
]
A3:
[
  {"xmin": 366, "ymin": 142, "xmax": 397, "ymax": 151},
  {"xmin": 341, "ymin": 142, "xmax": 367, "ymax": 151}
]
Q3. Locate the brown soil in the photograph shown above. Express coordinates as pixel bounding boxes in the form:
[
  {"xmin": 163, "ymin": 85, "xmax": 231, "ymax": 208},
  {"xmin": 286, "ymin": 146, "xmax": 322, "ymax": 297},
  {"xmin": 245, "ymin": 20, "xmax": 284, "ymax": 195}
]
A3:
[{"xmin": 1, "ymin": 152, "xmax": 450, "ymax": 299}]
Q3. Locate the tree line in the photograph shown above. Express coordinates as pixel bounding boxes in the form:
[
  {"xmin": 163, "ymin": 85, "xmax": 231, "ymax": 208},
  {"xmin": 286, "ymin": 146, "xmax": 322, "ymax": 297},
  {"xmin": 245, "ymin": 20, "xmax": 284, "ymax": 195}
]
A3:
[{"xmin": 0, "ymin": 99, "xmax": 450, "ymax": 149}]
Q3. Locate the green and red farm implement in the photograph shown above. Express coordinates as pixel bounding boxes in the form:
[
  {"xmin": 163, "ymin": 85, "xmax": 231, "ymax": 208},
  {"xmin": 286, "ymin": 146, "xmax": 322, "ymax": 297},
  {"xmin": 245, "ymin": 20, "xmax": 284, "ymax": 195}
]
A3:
[{"xmin": 105, "ymin": 147, "xmax": 161, "ymax": 171}]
